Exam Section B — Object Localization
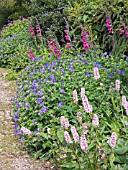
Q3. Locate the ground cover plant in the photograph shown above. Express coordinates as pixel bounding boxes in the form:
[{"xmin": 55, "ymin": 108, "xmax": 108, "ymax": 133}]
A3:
[{"xmin": 12, "ymin": 47, "xmax": 128, "ymax": 169}]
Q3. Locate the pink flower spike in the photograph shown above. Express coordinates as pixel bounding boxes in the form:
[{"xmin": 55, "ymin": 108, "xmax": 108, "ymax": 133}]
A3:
[
  {"xmin": 80, "ymin": 135, "xmax": 88, "ymax": 151},
  {"xmin": 71, "ymin": 126, "xmax": 79, "ymax": 143},
  {"xmin": 116, "ymin": 80, "xmax": 120, "ymax": 91},
  {"xmin": 60, "ymin": 116, "xmax": 69, "ymax": 129},
  {"xmin": 64, "ymin": 131, "xmax": 72, "ymax": 144},
  {"xmin": 109, "ymin": 132, "xmax": 117, "ymax": 148},
  {"xmin": 73, "ymin": 90, "xmax": 78, "ymax": 103},
  {"xmin": 92, "ymin": 114, "xmax": 99, "ymax": 126},
  {"xmin": 98, "ymin": 146, "xmax": 105, "ymax": 159},
  {"xmin": 94, "ymin": 67, "xmax": 100, "ymax": 79}
]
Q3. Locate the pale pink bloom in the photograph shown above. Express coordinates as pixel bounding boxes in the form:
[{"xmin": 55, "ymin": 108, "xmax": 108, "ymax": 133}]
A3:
[
  {"xmin": 98, "ymin": 146, "xmax": 105, "ymax": 159},
  {"xmin": 81, "ymin": 87, "xmax": 85, "ymax": 98},
  {"xmin": 88, "ymin": 104, "xmax": 93, "ymax": 113},
  {"xmin": 82, "ymin": 95, "xmax": 92, "ymax": 113},
  {"xmin": 116, "ymin": 80, "xmax": 120, "ymax": 91},
  {"xmin": 73, "ymin": 90, "xmax": 78, "ymax": 103},
  {"xmin": 64, "ymin": 131, "xmax": 72, "ymax": 144},
  {"xmin": 71, "ymin": 126, "xmax": 79, "ymax": 143},
  {"xmin": 21, "ymin": 126, "xmax": 32, "ymax": 135},
  {"xmin": 122, "ymin": 95, "xmax": 127, "ymax": 106},
  {"xmin": 60, "ymin": 116, "xmax": 69, "ymax": 129},
  {"xmin": 80, "ymin": 135, "xmax": 88, "ymax": 151},
  {"xmin": 92, "ymin": 114, "xmax": 99, "ymax": 126},
  {"xmin": 82, "ymin": 123, "xmax": 87, "ymax": 129},
  {"xmin": 109, "ymin": 132, "xmax": 117, "ymax": 148},
  {"xmin": 83, "ymin": 130, "xmax": 89, "ymax": 135},
  {"xmin": 94, "ymin": 67, "xmax": 100, "ymax": 79}
]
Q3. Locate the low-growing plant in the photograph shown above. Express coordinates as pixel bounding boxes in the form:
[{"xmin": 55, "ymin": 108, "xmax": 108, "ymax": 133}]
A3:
[{"xmin": 12, "ymin": 48, "xmax": 128, "ymax": 167}]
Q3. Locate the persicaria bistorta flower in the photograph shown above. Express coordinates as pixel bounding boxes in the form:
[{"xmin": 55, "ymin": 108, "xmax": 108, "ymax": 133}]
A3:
[
  {"xmin": 64, "ymin": 131, "xmax": 72, "ymax": 144},
  {"xmin": 81, "ymin": 94, "xmax": 92, "ymax": 113},
  {"xmin": 81, "ymin": 87, "xmax": 85, "ymax": 98},
  {"xmin": 122, "ymin": 95, "xmax": 128, "ymax": 116},
  {"xmin": 92, "ymin": 114, "xmax": 99, "ymax": 126},
  {"xmin": 116, "ymin": 80, "xmax": 120, "ymax": 91},
  {"xmin": 60, "ymin": 116, "xmax": 69, "ymax": 129},
  {"xmin": 109, "ymin": 132, "xmax": 117, "ymax": 148},
  {"xmin": 77, "ymin": 112, "xmax": 82, "ymax": 123},
  {"xmin": 98, "ymin": 146, "xmax": 105, "ymax": 159},
  {"xmin": 71, "ymin": 126, "xmax": 79, "ymax": 143},
  {"xmin": 80, "ymin": 135, "xmax": 88, "ymax": 151},
  {"xmin": 73, "ymin": 90, "xmax": 78, "ymax": 103},
  {"xmin": 94, "ymin": 67, "xmax": 100, "ymax": 79},
  {"xmin": 21, "ymin": 126, "xmax": 32, "ymax": 135}
]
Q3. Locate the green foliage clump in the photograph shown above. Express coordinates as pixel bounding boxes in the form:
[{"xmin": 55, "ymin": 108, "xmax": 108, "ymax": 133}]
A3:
[
  {"xmin": 25, "ymin": 0, "xmax": 73, "ymax": 43},
  {"xmin": 65, "ymin": 0, "xmax": 128, "ymax": 53},
  {"xmin": 12, "ymin": 50, "xmax": 128, "ymax": 168},
  {"xmin": 0, "ymin": 19, "xmax": 35, "ymax": 71},
  {"xmin": 0, "ymin": 0, "xmax": 29, "ymax": 30}
]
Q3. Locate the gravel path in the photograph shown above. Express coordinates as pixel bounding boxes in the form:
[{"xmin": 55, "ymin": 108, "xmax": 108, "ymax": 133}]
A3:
[{"xmin": 0, "ymin": 69, "xmax": 57, "ymax": 170}]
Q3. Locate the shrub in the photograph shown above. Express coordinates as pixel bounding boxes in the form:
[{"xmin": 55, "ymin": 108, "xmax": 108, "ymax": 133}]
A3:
[{"xmin": 12, "ymin": 49, "xmax": 128, "ymax": 167}]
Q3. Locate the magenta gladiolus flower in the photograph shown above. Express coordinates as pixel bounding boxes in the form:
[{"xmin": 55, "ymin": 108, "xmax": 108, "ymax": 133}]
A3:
[
  {"xmin": 71, "ymin": 126, "xmax": 79, "ymax": 143},
  {"xmin": 109, "ymin": 132, "xmax": 117, "ymax": 148},
  {"xmin": 66, "ymin": 42, "xmax": 71, "ymax": 49},
  {"xmin": 80, "ymin": 135, "xmax": 88, "ymax": 151},
  {"xmin": 92, "ymin": 114, "xmax": 99, "ymax": 126},
  {"xmin": 64, "ymin": 131, "xmax": 72, "ymax": 144},
  {"xmin": 116, "ymin": 80, "xmax": 120, "ymax": 91},
  {"xmin": 82, "ymin": 31, "xmax": 89, "ymax": 52}
]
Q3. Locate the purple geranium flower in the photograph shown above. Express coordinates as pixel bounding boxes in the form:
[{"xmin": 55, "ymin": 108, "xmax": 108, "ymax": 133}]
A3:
[
  {"xmin": 58, "ymin": 102, "xmax": 63, "ymax": 107},
  {"xmin": 36, "ymin": 98, "xmax": 42, "ymax": 103},
  {"xmin": 60, "ymin": 89, "xmax": 65, "ymax": 94},
  {"xmin": 19, "ymin": 136, "xmax": 24, "ymax": 142},
  {"xmin": 39, "ymin": 107, "xmax": 48, "ymax": 114},
  {"xmin": 126, "ymin": 57, "xmax": 128, "ymax": 61},
  {"xmin": 37, "ymin": 91, "xmax": 43, "ymax": 96},
  {"xmin": 14, "ymin": 124, "xmax": 18, "ymax": 129},
  {"xmin": 14, "ymin": 130, "xmax": 19, "ymax": 135},
  {"xmin": 110, "ymin": 74, "xmax": 113, "ymax": 78},
  {"xmin": 118, "ymin": 70, "xmax": 124, "ymax": 75},
  {"xmin": 15, "ymin": 103, "xmax": 20, "ymax": 109},
  {"xmin": 102, "ymin": 52, "xmax": 107, "ymax": 57}
]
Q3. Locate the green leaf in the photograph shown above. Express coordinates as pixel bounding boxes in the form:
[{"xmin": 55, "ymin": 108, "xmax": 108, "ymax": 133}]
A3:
[
  {"xmin": 41, "ymin": 132, "xmax": 48, "ymax": 139},
  {"xmin": 57, "ymin": 130, "xmax": 64, "ymax": 143}
]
